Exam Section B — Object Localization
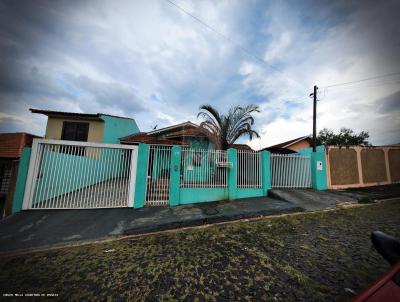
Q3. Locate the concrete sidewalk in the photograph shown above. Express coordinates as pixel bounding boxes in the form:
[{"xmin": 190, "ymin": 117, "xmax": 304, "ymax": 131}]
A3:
[
  {"xmin": 269, "ymin": 189, "xmax": 359, "ymax": 211},
  {"xmin": 0, "ymin": 197, "xmax": 301, "ymax": 254}
]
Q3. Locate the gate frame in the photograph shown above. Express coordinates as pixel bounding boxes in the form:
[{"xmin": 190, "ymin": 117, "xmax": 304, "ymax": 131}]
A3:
[{"xmin": 22, "ymin": 139, "xmax": 138, "ymax": 210}]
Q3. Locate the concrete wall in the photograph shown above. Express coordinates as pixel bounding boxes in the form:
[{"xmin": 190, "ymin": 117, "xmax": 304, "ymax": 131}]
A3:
[
  {"xmin": 100, "ymin": 115, "xmax": 140, "ymax": 144},
  {"xmin": 326, "ymin": 146, "xmax": 400, "ymax": 189},
  {"xmin": 328, "ymin": 148, "xmax": 359, "ymax": 186},
  {"xmin": 45, "ymin": 117, "xmax": 104, "ymax": 143},
  {"xmin": 388, "ymin": 149, "xmax": 400, "ymax": 182}
]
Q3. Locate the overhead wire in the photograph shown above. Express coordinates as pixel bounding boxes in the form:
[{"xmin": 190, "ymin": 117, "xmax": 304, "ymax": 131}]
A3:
[
  {"xmin": 320, "ymin": 72, "xmax": 400, "ymax": 89},
  {"xmin": 166, "ymin": 0, "xmax": 400, "ymax": 102},
  {"xmin": 165, "ymin": 0, "xmax": 306, "ymax": 90}
]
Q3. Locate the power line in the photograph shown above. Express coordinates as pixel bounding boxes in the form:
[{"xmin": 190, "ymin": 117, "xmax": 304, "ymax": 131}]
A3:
[
  {"xmin": 320, "ymin": 72, "xmax": 400, "ymax": 89},
  {"xmin": 164, "ymin": 0, "xmax": 305, "ymax": 90},
  {"xmin": 324, "ymin": 79, "xmax": 400, "ymax": 90}
]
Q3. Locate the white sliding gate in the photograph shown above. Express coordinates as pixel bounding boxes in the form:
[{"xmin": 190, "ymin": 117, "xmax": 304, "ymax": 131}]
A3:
[
  {"xmin": 270, "ymin": 154, "xmax": 311, "ymax": 188},
  {"xmin": 23, "ymin": 139, "xmax": 138, "ymax": 209}
]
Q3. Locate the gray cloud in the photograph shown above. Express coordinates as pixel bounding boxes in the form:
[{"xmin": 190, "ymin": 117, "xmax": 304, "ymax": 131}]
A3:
[
  {"xmin": 377, "ymin": 91, "xmax": 400, "ymax": 113},
  {"xmin": 0, "ymin": 0, "xmax": 400, "ymax": 145}
]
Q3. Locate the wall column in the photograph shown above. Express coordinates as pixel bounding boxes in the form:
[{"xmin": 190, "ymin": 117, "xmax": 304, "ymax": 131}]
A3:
[
  {"xmin": 355, "ymin": 147, "xmax": 364, "ymax": 186},
  {"xmin": 133, "ymin": 144, "xmax": 149, "ymax": 208},
  {"xmin": 169, "ymin": 146, "xmax": 182, "ymax": 206},
  {"xmin": 12, "ymin": 148, "xmax": 32, "ymax": 213},
  {"xmin": 311, "ymin": 151, "xmax": 328, "ymax": 190},
  {"xmin": 383, "ymin": 148, "xmax": 392, "ymax": 183},
  {"xmin": 261, "ymin": 150, "xmax": 271, "ymax": 195},
  {"xmin": 227, "ymin": 148, "xmax": 237, "ymax": 200}
]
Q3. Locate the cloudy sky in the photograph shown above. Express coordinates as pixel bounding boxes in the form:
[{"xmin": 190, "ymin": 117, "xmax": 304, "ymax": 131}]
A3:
[{"xmin": 0, "ymin": 0, "xmax": 399, "ymax": 149}]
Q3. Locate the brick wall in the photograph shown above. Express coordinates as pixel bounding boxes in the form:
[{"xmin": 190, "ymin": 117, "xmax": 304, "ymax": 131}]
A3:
[{"xmin": 0, "ymin": 133, "xmax": 39, "ymax": 159}]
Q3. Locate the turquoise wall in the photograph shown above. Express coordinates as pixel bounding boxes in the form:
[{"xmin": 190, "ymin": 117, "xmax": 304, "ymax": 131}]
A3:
[
  {"xmin": 262, "ymin": 151, "xmax": 271, "ymax": 195},
  {"xmin": 169, "ymin": 146, "xmax": 181, "ymax": 206},
  {"xmin": 297, "ymin": 145, "xmax": 325, "ymax": 156},
  {"xmin": 12, "ymin": 148, "xmax": 31, "ymax": 213},
  {"xmin": 311, "ymin": 151, "xmax": 328, "ymax": 190},
  {"xmin": 100, "ymin": 115, "xmax": 140, "ymax": 144},
  {"xmin": 134, "ymin": 144, "xmax": 149, "ymax": 208},
  {"xmin": 236, "ymin": 188, "xmax": 264, "ymax": 199},
  {"xmin": 179, "ymin": 188, "xmax": 228, "ymax": 204}
]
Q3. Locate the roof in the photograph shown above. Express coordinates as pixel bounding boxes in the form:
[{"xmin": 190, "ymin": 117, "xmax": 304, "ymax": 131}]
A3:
[
  {"xmin": 229, "ymin": 144, "xmax": 253, "ymax": 151},
  {"xmin": 30, "ymin": 108, "xmax": 135, "ymax": 121},
  {"xmin": 120, "ymin": 121, "xmax": 204, "ymax": 146},
  {"xmin": 165, "ymin": 128, "xmax": 207, "ymax": 138},
  {"xmin": 0, "ymin": 133, "xmax": 41, "ymax": 158},
  {"xmin": 262, "ymin": 147, "xmax": 297, "ymax": 154},
  {"xmin": 120, "ymin": 132, "xmax": 188, "ymax": 146},
  {"xmin": 147, "ymin": 121, "xmax": 199, "ymax": 135},
  {"xmin": 266, "ymin": 135, "xmax": 311, "ymax": 149}
]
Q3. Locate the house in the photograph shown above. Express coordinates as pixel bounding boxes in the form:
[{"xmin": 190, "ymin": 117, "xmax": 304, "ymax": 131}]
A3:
[
  {"xmin": 30, "ymin": 109, "xmax": 140, "ymax": 144},
  {"xmin": 262, "ymin": 135, "xmax": 312, "ymax": 153},
  {"xmin": 120, "ymin": 121, "xmax": 253, "ymax": 150},
  {"xmin": 0, "ymin": 132, "xmax": 40, "ymax": 217}
]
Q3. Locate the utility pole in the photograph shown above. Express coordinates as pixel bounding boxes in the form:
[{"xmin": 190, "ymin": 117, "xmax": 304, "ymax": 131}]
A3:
[{"xmin": 310, "ymin": 85, "xmax": 318, "ymax": 152}]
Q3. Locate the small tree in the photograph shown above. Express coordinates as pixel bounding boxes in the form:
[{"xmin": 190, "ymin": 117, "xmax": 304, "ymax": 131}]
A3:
[
  {"xmin": 316, "ymin": 128, "xmax": 370, "ymax": 146},
  {"xmin": 197, "ymin": 104, "xmax": 260, "ymax": 150}
]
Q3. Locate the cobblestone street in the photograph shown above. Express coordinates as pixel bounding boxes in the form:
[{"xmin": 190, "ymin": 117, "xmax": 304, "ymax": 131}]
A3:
[{"xmin": 1, "ymin": 199, "xmax": 399, "ymax": 301}]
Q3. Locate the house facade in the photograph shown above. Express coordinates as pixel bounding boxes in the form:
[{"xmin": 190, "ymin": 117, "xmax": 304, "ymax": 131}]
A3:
[
  {"xmin": 30, "ymin": 109, "xmax": 140, "ymax": 144},
  {"xmin": 263, "ymin": 135, "xmax": 312, "ymax": 153},
  {"xmin": 120, "ymin": 121, "xmax": 253, "ymax": 151}
]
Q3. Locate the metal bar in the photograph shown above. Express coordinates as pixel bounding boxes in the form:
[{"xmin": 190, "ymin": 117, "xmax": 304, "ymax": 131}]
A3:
[{"xmin": 32, "ymin": 139, "xmax": 137, "ymax": 149}]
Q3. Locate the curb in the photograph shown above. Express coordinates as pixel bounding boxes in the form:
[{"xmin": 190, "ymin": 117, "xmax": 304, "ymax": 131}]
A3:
[{"xmin": 123, "ymin": 206, "xmax": 304, "ymax": 235}]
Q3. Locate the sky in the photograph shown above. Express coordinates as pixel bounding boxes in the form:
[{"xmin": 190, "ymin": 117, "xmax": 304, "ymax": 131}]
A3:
[{"xmin": 0, "ymin": 0, "xmax": 399, "ymax": 149}]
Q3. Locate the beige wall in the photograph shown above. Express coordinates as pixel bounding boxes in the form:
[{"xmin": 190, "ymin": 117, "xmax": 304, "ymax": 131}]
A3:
[
  {"xmin": 389, "ymin": 149, "xmax": 400, "ymax": 182},
  {"xmin": 287, "ymin": 140, "xmax": 311, "ymax": 151},
  {"xmin": 45, "ymin": 117, "xmax": 104, "ymax": 143},
  {"xmin": 329, "ymin": 148, "xmax": 359, "ymax": 186},
  {"xmin": 361, "ymin": 149, "xmax": 387, "ymax": 183},
  {"xmin": 326, "ymin": 146, "xmax": 400, "ymax": 189}
]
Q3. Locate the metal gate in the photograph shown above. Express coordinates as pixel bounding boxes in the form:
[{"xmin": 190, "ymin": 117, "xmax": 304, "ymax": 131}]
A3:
[
  {"xmin": 237, "ymin": 150, "xmax": 262, "ymax": 188},
  {"xmin": 271, "ymin": 154, "xmax": 311, "ymax": 188},
  {"xmin": 180, "ymin": 148, "xmax": 229, "ymax": 188},
  {"xmin": 145, "ymin": 145, "xmax": 172, "ymax": 206},
  {"xmin": 22, "ymin": 139, "xmax": 138, "ymax": 209}
]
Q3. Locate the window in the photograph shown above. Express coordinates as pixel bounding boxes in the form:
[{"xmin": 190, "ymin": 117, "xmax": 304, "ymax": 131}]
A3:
[
  {"xmin": 60, "ymin": 122, "xmax": 89, "ymax": 156},
  {"xmin": 61, "ymin": 122, "xmax": 89, "ymax": 142}
]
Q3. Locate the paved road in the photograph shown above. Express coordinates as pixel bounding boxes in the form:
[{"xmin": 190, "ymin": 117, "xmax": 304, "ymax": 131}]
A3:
[{"xmin": 0, "ymin": 197, "xmax": 301, "ymax": 253}]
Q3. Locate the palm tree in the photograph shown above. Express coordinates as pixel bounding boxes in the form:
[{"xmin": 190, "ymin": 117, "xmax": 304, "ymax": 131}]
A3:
[{"xmin": 197, "ymin": 104, "xmax": 261, "ymax": 150}]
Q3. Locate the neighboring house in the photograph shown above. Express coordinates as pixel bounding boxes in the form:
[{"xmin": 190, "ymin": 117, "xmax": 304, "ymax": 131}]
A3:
[
  {"xmin": 120, "ymin": 121, "xmax": 253, "ymax": 150},
  {"xmin": 263, "ymin": 135, "xmax": 312, "ymax": 153},
  {"xmin": 0, "ymin": 132, "xmax": 40, "ymax": 217},
  {"xmin": 30, "ymin": 109, "xmax": 140, "ymax": 144}
]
